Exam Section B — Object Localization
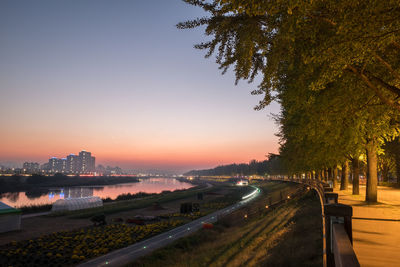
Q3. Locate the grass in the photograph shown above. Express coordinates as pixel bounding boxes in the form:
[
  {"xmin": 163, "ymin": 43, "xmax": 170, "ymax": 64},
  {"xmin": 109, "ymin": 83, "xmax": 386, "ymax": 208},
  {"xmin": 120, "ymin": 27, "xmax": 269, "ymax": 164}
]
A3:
[
  {"xmin": 19, "ymin": 204, "xmax": 53, "ymax": 214},
  {"xmin": 49, "ymin": 183, "xmax": 221, "ymax": 218},
  {"xmin": 131, "ymin": 181, "xmax": 322, "ymax": 267},
  {"xmin": 1, "ymin": 182, "xmax": 262, "ymax": 266}
]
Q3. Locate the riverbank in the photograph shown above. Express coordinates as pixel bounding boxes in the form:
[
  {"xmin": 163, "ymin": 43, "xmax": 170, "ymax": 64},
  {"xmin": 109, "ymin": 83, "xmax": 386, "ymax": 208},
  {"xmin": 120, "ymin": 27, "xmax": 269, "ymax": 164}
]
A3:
[
  {"xmin": 8, "ymin": 177, "xmax": 199, "ymax": 214},
  {"xmin": 0, "ymin": 181, "xmax": 255, "ymax": 266},
  {"xmin": 0, "ymin": 181, "xmax": 216, "ymax": 245},
  {"xmin": 132, "ymin": 182, "xmax": 322, "ymax": 267},
  {"xmin": 0, "ymin": 175, "xmax": 141, "ymax": 195}
]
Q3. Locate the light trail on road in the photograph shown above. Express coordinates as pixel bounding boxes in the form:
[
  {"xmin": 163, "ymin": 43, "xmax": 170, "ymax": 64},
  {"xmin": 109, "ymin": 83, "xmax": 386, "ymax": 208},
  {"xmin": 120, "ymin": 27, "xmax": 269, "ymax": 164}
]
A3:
[{"xmin": 78, "ymin": 185, "xmax": 261, "ymax": 267}]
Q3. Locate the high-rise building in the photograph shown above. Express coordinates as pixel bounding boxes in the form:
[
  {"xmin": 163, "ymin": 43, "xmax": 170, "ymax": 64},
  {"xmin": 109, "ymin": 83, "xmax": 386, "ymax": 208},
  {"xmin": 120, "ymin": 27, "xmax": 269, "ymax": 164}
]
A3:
[
  {"xmin": 22, "ymin": 162, "xmax": 40, "ymax": 173},
  {"xmin": 49, "ymin": 157, "xmax": 59, "ymax": 173},
  {"xmin": 47, "ymin": 157, "xmax": 67, "ymax": 173},
  {"xmin": 60, "ymin": 158, "xmax": 67, "ymax": 173},
  {"xmin": 78, "ymin": 150, "xmax": 95, "ymax": 173},
  {"xmin": 43, "ymin": 150, "xmax": 96, "ymax": 174},
  {"xmin": 66, "ymin": 154, "xmax": 79, "ymax": 174}
]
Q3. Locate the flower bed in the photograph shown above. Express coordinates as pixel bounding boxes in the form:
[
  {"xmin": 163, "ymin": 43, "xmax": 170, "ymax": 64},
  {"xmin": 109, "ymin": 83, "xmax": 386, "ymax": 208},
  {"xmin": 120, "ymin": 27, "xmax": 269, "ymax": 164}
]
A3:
[
  {"xmin": 160, "ymin": 211, "xmax": 206, "ymax": 220},
  {"xmin": 0, "ymin": 220, "xmax": 184, "ymax": 266}
]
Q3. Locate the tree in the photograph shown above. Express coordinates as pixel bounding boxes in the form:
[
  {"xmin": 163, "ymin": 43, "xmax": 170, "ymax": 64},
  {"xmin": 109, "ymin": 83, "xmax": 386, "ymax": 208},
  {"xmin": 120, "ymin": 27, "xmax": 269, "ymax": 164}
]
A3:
[
  {"xmin": 384, "ymin": 137, "xmax": 400, "ymax": 184},
  {"xmin": 351, "ymin": 157, "xmax": 360, "ymax": 195},
  {"xmin": 179, "ymin": 0, "xmax": 400, "ymax": 202},
  {"xmin": 179, "ymin": 0, "xmax": 400, "ymax": 111},
  {"xmin": 378, "ymin": 148, "xmax": 395, "ymax": 182}
]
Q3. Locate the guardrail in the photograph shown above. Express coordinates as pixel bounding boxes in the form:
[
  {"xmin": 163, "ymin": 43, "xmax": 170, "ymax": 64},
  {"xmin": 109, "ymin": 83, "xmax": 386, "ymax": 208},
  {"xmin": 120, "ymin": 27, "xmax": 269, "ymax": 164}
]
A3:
[{"xmin": 267, "ymin": 177, "xmax": 360, "ymax": 267}]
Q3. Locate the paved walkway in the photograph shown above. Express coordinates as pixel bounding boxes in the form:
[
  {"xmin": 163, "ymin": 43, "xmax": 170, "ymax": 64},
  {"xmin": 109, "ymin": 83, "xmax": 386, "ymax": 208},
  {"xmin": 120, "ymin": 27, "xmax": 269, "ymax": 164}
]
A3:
[{"xmin": 334, "ymin": 185, "xmax": 400, "ymax": 267}]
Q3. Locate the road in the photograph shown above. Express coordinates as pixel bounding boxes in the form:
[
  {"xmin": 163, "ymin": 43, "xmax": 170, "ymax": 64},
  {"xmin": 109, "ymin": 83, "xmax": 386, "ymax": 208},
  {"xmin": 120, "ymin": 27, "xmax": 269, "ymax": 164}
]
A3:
[{"xmin": 78, "ymin": 186, "xmax": 261, "ymax": 267}]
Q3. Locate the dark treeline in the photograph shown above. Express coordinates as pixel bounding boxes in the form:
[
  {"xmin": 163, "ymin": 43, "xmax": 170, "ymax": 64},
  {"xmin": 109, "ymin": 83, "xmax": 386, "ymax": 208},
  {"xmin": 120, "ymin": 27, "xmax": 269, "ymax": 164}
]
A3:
[
  {"xmin": 0, "ymin": 174, "xmax": 140, "ymax": 194},
  {"xmin": 185, "ymin": 154, "xmax": 285, "ymax": 177}
]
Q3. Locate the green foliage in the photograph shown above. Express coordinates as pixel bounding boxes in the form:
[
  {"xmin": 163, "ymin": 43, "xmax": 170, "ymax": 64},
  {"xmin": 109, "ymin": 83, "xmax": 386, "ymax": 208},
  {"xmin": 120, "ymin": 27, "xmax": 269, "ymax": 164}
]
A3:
[{"xmin": 179, "ymin": 0, "xmax": 400, "ymax": 173}]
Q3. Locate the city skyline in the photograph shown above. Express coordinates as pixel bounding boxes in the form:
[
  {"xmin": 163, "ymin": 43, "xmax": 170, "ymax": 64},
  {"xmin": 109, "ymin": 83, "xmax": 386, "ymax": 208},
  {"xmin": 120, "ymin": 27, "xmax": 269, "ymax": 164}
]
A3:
[{"xmin": 0, "ymin": 0, "xmax": 280, "ymax": 173}]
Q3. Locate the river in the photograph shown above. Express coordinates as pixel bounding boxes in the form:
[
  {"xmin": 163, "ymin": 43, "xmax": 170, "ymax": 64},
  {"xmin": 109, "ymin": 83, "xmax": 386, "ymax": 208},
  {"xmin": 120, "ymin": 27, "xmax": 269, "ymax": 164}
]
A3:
[{"xmin": 0, "ymin": 178, "xmax": 194, "ymax": 208}]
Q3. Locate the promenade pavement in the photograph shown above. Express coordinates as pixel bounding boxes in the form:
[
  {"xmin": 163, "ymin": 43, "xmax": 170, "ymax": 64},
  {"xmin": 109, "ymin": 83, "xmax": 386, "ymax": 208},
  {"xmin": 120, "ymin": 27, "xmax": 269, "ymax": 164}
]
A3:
[{"xmin": 334, "ymin": 185, "xmax": 400, "ymax": 267}]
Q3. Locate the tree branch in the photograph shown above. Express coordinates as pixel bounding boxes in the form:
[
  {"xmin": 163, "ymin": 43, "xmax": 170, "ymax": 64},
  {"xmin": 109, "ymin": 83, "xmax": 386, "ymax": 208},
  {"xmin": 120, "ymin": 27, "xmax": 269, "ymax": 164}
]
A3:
[
  {"xmin": 392, "ymin": 41, "xmax": 400, "ymax": 50},
  {"xmin": 373, "ymin": 53, "xmax": 400, "ymax": 82},
  {"xmin": 307, "ymin": 13, "xmax": 337, "ymax": 26},
  {"xmin": 363, "ymin": 70, "xmax": 400, "ymax": 97},
  {"xmin": 346, "ymin": 65, "xmax": 400, "ymax": 112}
]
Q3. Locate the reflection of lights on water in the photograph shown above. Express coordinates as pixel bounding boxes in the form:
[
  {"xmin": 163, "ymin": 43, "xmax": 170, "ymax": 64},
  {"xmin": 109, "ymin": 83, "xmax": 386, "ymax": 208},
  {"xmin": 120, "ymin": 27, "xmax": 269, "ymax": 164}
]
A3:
[{"xmin": 9, "ymin": 178, "xmax": 194, "ymax": 206}]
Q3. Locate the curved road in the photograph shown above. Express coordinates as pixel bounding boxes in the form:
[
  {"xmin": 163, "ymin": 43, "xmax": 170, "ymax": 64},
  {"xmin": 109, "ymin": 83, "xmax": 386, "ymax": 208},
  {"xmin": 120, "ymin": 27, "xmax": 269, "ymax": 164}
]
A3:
[{"xmin": 78, "ymin": 186, "xmax": 261, "ymax": 267}]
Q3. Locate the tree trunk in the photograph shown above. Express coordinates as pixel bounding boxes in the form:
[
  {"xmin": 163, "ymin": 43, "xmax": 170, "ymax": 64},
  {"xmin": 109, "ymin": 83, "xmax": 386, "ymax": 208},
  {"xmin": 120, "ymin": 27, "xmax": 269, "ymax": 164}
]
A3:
[
  {"xmin": 328, "ymin": 167, "xmax": 333, "ymax": 184},
  {"xmin": 382, "ymin": 164, "xmax": 389, "ymax": 182},
  {"xmin": 352, "ymin": 158, "xmax": 360, "ymax": 195},
  {"xmin": 340, "ymin": 160, "xmax": 349, "ymax": 190},
  {"xmin": 325, "ymin": 168, "xmax": 329, "ymax": 182},
  {"xmin": 333, "ymin": 166, "xmax": 338, "ymax": 188},
  {"xmin": 366, "ymin": 139, "xmax": 378, "ymax": 203},
  {"xmin": 317, "ymin": 170, "xmax": 321, "ymax": 181},
  {"xmin": 387, "ymin": 137, "xmax": 400, "ymax": 185},
  {"xmin": 395, "ymin": 151, "xmax": 400, "ymax": 185}
]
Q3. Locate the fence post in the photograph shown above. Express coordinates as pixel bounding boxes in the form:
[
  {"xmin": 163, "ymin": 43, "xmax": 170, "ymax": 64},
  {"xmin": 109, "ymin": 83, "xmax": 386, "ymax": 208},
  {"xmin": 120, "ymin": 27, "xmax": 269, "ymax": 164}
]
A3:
[
  {"xmin": 324, "ymin": 203, "xmax": 353, "ymax": 267},
  {"xmin": 324, "ymin": 192, "xmax": 338, "ymax": 204},
  {"xmin": 324, "ymin": 187, "xmax": 334, "ymax": 192}
]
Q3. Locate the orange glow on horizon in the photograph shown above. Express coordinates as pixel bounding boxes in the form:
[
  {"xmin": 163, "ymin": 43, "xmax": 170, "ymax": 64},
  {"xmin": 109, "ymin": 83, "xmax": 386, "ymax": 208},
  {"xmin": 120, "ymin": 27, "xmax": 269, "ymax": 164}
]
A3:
[{"xmin": 0, "ymin": 133, "xmax": 279, "ymax": 171}]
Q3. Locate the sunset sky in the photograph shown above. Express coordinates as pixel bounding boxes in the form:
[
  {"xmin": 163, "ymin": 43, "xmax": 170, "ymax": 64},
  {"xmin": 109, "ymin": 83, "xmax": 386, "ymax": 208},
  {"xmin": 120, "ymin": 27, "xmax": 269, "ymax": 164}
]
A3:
[{"xmin": 0, "ymin": 0, "xmax": 280, "ymax": 173}]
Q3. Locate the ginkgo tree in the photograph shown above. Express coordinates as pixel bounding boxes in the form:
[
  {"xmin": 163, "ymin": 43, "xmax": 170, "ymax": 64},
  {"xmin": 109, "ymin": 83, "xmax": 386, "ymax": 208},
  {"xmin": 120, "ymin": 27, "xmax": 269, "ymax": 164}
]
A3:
[{"xmin": 179, "ymin": 0, "xmax": 400, "ymax": 202}]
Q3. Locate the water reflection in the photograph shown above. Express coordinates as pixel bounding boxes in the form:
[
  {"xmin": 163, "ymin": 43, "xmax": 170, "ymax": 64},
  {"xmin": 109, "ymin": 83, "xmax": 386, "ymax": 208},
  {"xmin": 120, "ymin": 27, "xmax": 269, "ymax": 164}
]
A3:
[
  {"xmin": 0, "ymin": 178, "xmax": 193, "ymax": 208},
  {"xmin": 48, "ymin": 188, "xmax": 94, "ymax": 199},
  {"xmin": 1, "ymin": 192, "xmax": 20, "ymax": 203},
  {"xmin": 25, "ymin": 189, "xmax": 48, "ymax": 200}
]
